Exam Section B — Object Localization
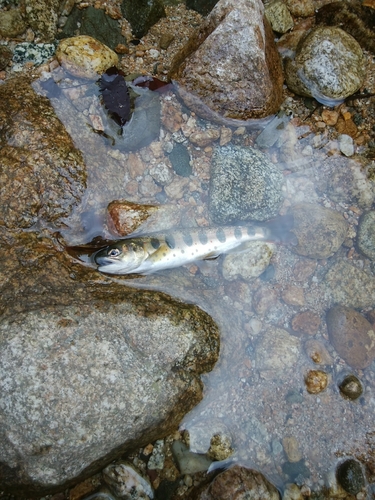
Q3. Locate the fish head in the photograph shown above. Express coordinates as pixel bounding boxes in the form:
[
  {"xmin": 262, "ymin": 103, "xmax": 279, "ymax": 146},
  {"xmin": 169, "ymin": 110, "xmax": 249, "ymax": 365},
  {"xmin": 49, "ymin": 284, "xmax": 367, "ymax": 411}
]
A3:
[{"xmin": 94, "ymin": 240, "xmax": 147, "ymax": 274}]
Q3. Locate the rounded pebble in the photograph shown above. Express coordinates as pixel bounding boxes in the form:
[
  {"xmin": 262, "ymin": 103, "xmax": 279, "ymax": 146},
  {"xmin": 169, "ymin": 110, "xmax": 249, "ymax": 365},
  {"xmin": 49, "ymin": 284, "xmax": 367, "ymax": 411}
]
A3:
[
  {"xmin": 338, "ymin": 374, "xmax": 363, "ymax": 401},
  {"xmin": 336, "ymin": 459, "xmax": 365, "ymax": 495},
  {"xmin": 357, "ymin": 211, "xmax": 375, "ymax": 260},
  {"xmin": 290, "ymin": 203, "xmax": 348, "ymax": 259},
  {"xmin": 305, "ymin": 370, "xmax": 328, "ymax": 394},
  {"xmin": 56, "ymin": 35, "xmax": 119, "ymax": 79},
  {"xmin": 326, "ymin": 305, "xmax": 375, "ymax": 369},
  {"xmin": 285, "ymin": 26, "xmax": 365, "ymax": 105}
]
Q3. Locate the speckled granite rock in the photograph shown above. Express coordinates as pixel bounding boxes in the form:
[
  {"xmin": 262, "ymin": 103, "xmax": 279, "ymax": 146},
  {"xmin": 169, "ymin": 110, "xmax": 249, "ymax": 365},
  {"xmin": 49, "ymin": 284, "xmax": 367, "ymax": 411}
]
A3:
[
  {"xmin": 0, "ymin": 295, "xmax": 219, "ymax": 494},
  {"xmin": 169, "ymin": 0, "xmax": 283, "ymax": 123},
  {"xmin": 289, "ymin": 203, "xmax": 348, "ymax": 259},
  {"xmin": 222, "ymin": 242, "xmax": 274, "ymax": 281},
  {"xmin": 285, "ymin": 26, "xmax": 365, "ymax": 105},
  {"xmin": 265, "ymin": 0, "xmax": 293, "ymax": 34},
  {"xmin": 0, "ymin": 77, "xmax": 86, "ymax": 235},
  {"xmin": 324, "ymin": 261, "xmax": 375, "ymax": 309},
  {"xmin": 24, "ymin": 0, "xmax": 60, "ymax": 42},
  {"xmin": 209, "ymin": 145, "xmax": 284, "ymax": 224}
]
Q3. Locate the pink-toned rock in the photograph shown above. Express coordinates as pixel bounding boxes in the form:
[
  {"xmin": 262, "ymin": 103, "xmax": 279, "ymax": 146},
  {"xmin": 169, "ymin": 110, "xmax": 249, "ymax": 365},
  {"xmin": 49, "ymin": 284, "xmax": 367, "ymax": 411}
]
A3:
[
  {"xmin": 192, "ymin": 465, "xmax": 279, "ymax": 500},
  {"xmin": 169, "ymin": 0, "xmax": 283, "ymax": 124}
]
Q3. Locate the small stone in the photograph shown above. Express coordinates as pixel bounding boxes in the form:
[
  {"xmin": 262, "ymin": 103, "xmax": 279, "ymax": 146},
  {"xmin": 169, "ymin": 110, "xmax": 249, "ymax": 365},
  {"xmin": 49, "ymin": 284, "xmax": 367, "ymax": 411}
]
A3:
[
  {"xmin": 336, "ymin": 459, "xmax": 365, "ymax": 495},
  {"xmin": 339, "ymin": 134, "xmax": 354, "ymax": 157},
  {"xmin": 222, "ymin": 242, "xmax": 274, "ymax": 282},
  {"xmin": 281, "ymin": 285, "xmax": 305, "ymax": 306},
  {"xmin": 321, "ymin": 109, "xmax": 339, "ymax": 126},
  {"xmin": 195, "ymin": 466, "xmax": 280, "ymax": 500},
  {"xmin": 56, "ymin": 35, "xmax": 118, "ymax": 79},
  {"xmin": 171, "ymin": 441, "xmax": 212, "ymax": 474},
  {"xmin": 168, "ymin": 143, "xmax": 192, "ymax": 177},
  {"xmin": 103, "ymin": 462, "xmax": 154, "ymax": 499},
  {"xmin": 304, "ymin": 339, "xmax": 333, "ymax": 365},
  {"xmin": 338, "ymin": 374, "xmax": 363, "ymax": 401},
  {"xmin": 256, "ymin": 327, "xmax": 301, "ymax": 374},
  {"xmin": 282, "ymin": 437, "xmax": 303, "ymax": 463},
  {"xmin": 219, "ymin": 126, "xmax": 232, "ymax": 146},
  {"xmin": 326, "ymin": 305, "xmax": 375, "ymax": 369},
  {"xmin": 0, "ymin": 45, "xmax": 12, "ymax": 70},
  {"xmin": 289, "ymin": 203, "xmax": 348, "ymax": 259},
  {"xmin": 159, "ymin": 33, "xmax": 175, "ymax": 50},
  {"xmin": 305, "ymin": 370, "xmax": 328, "ymax": 394},
  {"xmin": 207, "ymin": 433, "xmax": 234, "ymax": 461},
  {"xmin": 283, "ymin": 483, "xmax": 303, "ymax": 500},
  {"xmin": 292, "ymin": 311, "xmax": 321, "ymax": 335},
  {"xmin": 265, "ymin": 0, "xmax": 294, "ymax": 34},
  {"xmin": 357, "ymin": 211, "xmax": 375, "ymax": 260},
  {"xmin": 189, "ymin": 129, "xmax": 220, "ymax": 147},
  {"xmin": 115, "ymin": 43, "xmax": 129, "ymax": 54}
]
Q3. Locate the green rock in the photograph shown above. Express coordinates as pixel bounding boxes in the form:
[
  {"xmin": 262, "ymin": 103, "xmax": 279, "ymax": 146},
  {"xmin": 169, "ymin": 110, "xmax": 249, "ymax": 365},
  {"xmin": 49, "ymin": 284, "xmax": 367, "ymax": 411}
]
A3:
[
  {"xmin": 59, "ymin": 6, "xmax": 127, "ymax": 50},
  {"xmin": 121, "ymin": 0, "xmax": 166, "ymax": 39}
]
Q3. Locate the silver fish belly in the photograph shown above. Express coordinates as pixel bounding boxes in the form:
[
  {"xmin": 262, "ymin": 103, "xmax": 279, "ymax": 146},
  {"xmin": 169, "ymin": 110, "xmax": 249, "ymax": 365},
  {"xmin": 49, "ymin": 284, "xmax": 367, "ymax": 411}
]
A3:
[{"xmin": 94, "ymin": 217, "xmax": 293, "ymax": 275}]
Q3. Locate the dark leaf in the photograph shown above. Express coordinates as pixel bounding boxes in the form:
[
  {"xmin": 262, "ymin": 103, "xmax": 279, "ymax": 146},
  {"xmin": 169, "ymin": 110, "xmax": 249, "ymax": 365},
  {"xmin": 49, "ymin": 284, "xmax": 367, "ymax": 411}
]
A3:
[
  {"xmin": 132, "ymin": 75, "xmax": 172, "ymax": 93},
  {"xmin": 98, "ymin": 67, "xmax": 130, "ymax": 127}
]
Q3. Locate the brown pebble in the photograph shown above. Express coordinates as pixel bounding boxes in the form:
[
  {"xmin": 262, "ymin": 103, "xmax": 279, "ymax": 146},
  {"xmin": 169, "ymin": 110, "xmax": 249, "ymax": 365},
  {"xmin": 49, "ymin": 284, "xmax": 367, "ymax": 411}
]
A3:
[
  {"xmin": 335, "ymin": 116, "xmax": 358, "ymax": 138},
  {"xmin": 282, "ymin": 436, "xmax": 303, "ymax": 463},
  {"xmin": 326, "ymin": 306, "xmax": 375, "ymax": 369},
  {"xmin": 159, "ymin": 33, "xmax": 175, "ymax": 50},
  {"xmin": 339, "ymin": 374, "xmax": 363, "ymax": 400},
  {"xmin": 321, "ymin": 109, "xmax": 339, "ymax": 126},
  {"xmin": 305, "ymin": 369, "xmax": 328, "ymax": 394},
  {"xmin": 115, "ymin": 43, "xmax": 129, "ymax": 54},
  {"xmin": 292, "ymin": 311, "xmax": 321, "ymax": 335}
]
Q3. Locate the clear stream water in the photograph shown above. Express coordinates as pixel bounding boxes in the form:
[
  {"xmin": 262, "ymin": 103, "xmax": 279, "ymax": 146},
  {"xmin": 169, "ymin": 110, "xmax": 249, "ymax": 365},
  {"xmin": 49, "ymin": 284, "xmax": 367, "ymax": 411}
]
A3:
[{"xmin": 31, "ymin": 63, "xmax": 375, "ymax": 496}]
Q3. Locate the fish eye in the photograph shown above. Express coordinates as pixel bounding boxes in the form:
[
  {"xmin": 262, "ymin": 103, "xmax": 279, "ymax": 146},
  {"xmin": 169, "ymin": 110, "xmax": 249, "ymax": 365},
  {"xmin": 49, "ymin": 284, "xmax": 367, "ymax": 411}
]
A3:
[{"xmin": 108, "ymin": 248, "xmax": 121, "ymax": 258}]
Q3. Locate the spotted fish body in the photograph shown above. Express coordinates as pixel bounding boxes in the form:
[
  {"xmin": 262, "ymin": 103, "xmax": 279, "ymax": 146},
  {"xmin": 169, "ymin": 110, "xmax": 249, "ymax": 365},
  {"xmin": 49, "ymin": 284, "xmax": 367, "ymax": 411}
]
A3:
[{"xmin": 94, "ymin": 216, "xmax": 294, "ymax": 275}]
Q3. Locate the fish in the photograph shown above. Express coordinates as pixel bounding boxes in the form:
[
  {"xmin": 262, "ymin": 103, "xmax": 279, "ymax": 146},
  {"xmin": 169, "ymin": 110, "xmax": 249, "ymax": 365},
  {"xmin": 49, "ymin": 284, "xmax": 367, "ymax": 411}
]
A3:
[{"xmin": 93, "ymin": 215, "xmax": 295, "ymax": 275}]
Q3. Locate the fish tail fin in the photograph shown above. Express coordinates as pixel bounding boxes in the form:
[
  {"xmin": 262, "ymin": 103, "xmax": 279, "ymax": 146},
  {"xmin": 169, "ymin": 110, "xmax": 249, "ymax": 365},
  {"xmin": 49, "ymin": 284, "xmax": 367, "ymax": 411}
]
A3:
[{"xmin": 265, "ymin": 214, "xmax": 297, "ymax": 246}]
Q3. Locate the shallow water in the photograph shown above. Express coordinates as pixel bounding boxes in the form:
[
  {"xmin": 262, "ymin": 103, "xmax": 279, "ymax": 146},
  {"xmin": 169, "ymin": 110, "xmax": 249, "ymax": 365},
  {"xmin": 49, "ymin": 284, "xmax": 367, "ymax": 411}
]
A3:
[{"xmin": 31, "ymin": 67, "xmax": 375, "ymax": 496}]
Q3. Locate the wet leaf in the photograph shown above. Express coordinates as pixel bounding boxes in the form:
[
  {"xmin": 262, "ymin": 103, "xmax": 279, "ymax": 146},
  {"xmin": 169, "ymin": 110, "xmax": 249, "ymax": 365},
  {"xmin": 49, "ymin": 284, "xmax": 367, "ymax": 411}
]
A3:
[{"xmin": 98, "ymin": 67, "xmax": 131, "ymax": 127}]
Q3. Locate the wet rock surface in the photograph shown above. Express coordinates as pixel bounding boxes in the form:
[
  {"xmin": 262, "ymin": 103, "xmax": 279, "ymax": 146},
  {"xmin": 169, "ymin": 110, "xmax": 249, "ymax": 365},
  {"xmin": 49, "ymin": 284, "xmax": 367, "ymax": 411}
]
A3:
[
  {"xmin": 285, "ymin": 26, "xmax": 365, "ymax": 105},
  {"xmin": 191, "ymin": 466, "xmax": 280, "ymax": 500},
  {"xmin": 0, "ymin": 77, "xmax": 86, "ymax": 238},
  {"xmin": 209, "ymin": 145, "xmax": 284, "ymax": 224},
  {"xmin": 326, "ymin": 305, "xmax": 375, "ymax": 369},
  {"xmin": 121, "ymin": 0, "xmax": 166, "ymax": 39},
  {"xmin": 336, "ymin": 459, "xmax": 365, "ymax": 495},
  {"xmin": 58, "ymin": 6, "xmax": 128, "ymax": 50},
  {"xmin": 56, "ymin": 35, "xmax": 119, "ymax": 79},
  {"xmin": 169, "ymin": 0, "xmax": 283, "ymax": 122},
  {"xmin": 289, "ymin": 203, "xmax": 348, "ymax": 259},
  {"xmin": 0, "ymin": 295, "xmax": 219, "ymax": 492},
  {"xmin": 357, "ymin": 211, "xmax": 375, "ymax": 260}
]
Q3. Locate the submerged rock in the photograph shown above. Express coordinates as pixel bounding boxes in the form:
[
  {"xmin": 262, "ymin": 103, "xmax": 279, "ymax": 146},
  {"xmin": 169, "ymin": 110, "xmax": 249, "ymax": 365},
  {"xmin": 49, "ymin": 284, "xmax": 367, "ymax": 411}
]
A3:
[
  {"xmin": 209, "ymin": 145, "xmax": 284, "ymax": 224},
  {"xmin": 324, "ymin": 261, "xmax": 375, "ymax": 309},
  {"xmin": 285, "ymin": 26, "xmax": 365, "ymax": 105},
  {"xmin": 191, "ymin": 466, "xmax": 280, "ymax": 500},
  {"xmin": 326, "ymin": 305, "xmax": 375, "ymax": 369},
  {"xmin": 0, "ymin": 295, "xmax": 219, "ymax": 494},
  {"xmin": 324, "ymin": 156, "xmax": 375, "ymax": 210},
  {"xmin": 0, "ymin": 77, "xmax": 86, "ymax": 237},
  {"xmin": 336, "ymin": 459, "xmax": 365, "ymax": 495},
  {"xmin": 222, "ymin": 242, "xmax": 274, "ymax": 281},
  {"xmin": 103, "ymin": 462, "xmax": 154, "ymax": 499},
  {"xmin": 289, "ymin": 203, "xmax": 348, "ymax": 259},
  {"xmin": 169, "ymin": 0, "xmax": 283, "ymax": 123},
  {"xmin": 357, "ymin": 211, "xmax": 375, "ymax": 260}
]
